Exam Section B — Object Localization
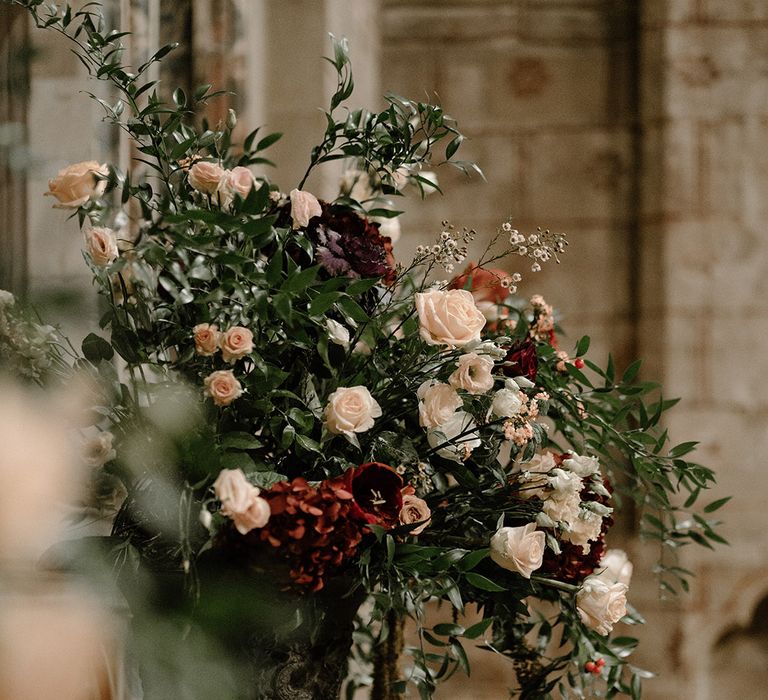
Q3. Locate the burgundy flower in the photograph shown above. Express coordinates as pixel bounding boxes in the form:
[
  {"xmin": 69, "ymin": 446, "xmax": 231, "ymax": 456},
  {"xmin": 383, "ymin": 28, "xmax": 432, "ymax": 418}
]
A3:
[
  {"xmin": 344, "ymin": 461, "xmax": 403, "ymax": 528},
  {"xmin": 503, "ymin": 339, "xmax": 538, "ymax": 382},
  {"xmin": 308, "ymin": 204, "xmax": 396, "ymax": 284}
]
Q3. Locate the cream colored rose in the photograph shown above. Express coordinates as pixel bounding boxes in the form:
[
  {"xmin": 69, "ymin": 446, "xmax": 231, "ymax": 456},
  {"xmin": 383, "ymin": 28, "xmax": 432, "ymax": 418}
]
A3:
[
  {"xmin": 399, "ymin": 494, "xmax": 431, "ymax": 535},
  {"xmin": 221, "ymin": 166, "xmax": 257, "ymax": 201},
  {"xmin": 0, "ymin": 290, "xmax": 15, "ymax": 307},
  {"xmin": 326, "ymin": 319, "xmax": 350, "ymax": 349},
  {"xmin": 489, "ymin": 523, "xmax": 545, "ymax": 579},
  {"xmin": 203, "ymin": 370, "xmax": 243, "ymax": 407},
  {"xmin": 427, "ymin": 410, "xmax": 480, "ymax": 462},
  {"xmin": 449, "ymin": 352, "xmax": 495, "ymax": 394},
  {"xmin": 193, "ymin": 323, "xmax": 220, "ymax": 356},
  {"xmin": 213, "ymin": 468, "xmax": 270, "ymax": 534},
  {"xmin": 417, "ymin": 380, "xmax": 462, "ymax": 428},
  {"xmin": 597, "ymin": 549, "xmax": 633, "ymax": 587},
  {"xmin": 576, "ymin": 577, "xmax": 628, "ymax": 635},
  {"xmin": 324, "ymin": 386, "xmax": 382, "ymax": 436},
  {"xmin": 491, "ymin": 388, "xmax": 524, "ymax": 418},
  {"xmin": 220, "ymin": 326, "xmax": 254, "ymax": 363},
  {"xmin": 289, "ymin": 188, "xmax": 322, "ymax": 229},
  {"xmin": 188, "ymin": 161, "xmax": 226, "ymax": 195},
  {"xmin": 46, "ymin": 160, "xmax": 108, "ymax": 208},
  {"xmin": 84, "ymin": 227, "xmax": 118, "ymax": 267},
  {"xmin": 82, "ymin": 432, "xmax": 116, "ymax": 468},
  {"xmin": 415, "ymin": 289, "xmax": 486, "ymax": 348}
]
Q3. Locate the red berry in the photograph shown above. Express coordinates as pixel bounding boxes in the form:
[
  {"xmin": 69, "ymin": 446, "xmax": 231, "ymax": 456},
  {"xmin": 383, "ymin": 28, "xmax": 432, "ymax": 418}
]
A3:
[
  {"xmin": 585, "ymin": 662, "xmax": 596, "ymax": 673},
  {"xmin": 574, "ymin": 358, "xmax": 585, "ymax": 369},
  {"xmin": 596, "ymin": 658, "xmax": 606, "ymax": 667}
]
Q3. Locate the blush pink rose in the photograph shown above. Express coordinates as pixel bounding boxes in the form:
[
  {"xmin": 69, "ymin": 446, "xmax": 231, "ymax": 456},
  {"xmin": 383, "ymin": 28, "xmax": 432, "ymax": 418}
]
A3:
[
  {"xmin": 193, "ymin": 323, "xmax": 221, "ymax": 356},
  {"xmin": 46, "ymin": 160, "xmax": 108, "ymax": 208},
  {"xmin": 399, "ymin": 494, "xmax": 431, "ymax": 535},
  {"xmin": 489, "ymin": 523, "xmax": 545, "ymax": 579},
  {"xmin": 219, "ymin": 326, "xmax": 254, "ymax": 363},
  {"xmin": 203, "ymin": 370, "xmax": 243, "ymax": 407},
  {"xmin": 417, "ymin": 380, "xmax": 462, "ymax": 428},
  {"xmin": 576, "ymin": 577, "xmax": 628, "ymax": 635},
  {"xmin": 323, "ymin": 386, "xmax": 381, "ymax": 436},
  {"xmin": 415, "ymin": 289, "xmax": 486, "ymax": 348},
  {"xmin": 221, "ymin": 166, "xmax": 258, "ymax": 201},
  {"xmin": 289, "ymin": 189, "xmax": 322, "ymax": 229},
  {"xmin": 84, "ymin": 227, "xmax": 118, "ymax": 267},
  {"xmin": 188, "ymin": 161, "xmax": 226, "ymax": 195},
  {"xmin": 213, "ymin": 468, "xmax": 270, "ymax": 534}
]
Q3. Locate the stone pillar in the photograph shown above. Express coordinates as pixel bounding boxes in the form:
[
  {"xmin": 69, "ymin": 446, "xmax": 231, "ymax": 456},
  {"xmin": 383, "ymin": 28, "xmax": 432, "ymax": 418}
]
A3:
[
  {"xmin": 0, "ymin": 4, "xmax": 29, "ymax": 295},
  {"xmin": 634, "ymin": 1, "xmax": 768, "ymax": 698}
]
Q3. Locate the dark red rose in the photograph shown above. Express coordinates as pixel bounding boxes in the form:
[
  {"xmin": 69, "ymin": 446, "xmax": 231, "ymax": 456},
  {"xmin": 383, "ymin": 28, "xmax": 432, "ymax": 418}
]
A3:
[
  {"xmin": 503, "ymin": 339, "xmax": 538, "ymax": 381},
  {"xmin": 344, "ymin": 461, "xmax": 403, "ymax": 528}
]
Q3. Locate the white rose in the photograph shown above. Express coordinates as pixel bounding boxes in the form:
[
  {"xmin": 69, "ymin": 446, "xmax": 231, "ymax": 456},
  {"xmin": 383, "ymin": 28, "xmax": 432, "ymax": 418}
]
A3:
[
  {"xmin": 489, "ymin": 523, "xmax": 545, "ymax": 578},
  {"xmin": 563, "ymin": 453, "xmax": 600, "ymax": 477},
  {"xmin": 576, "ymin": 577, "xmax": 628, "ymax": 635},
  {"xmin": 491, "ymin": 388, "xmax": 524, "ymax": 418},
  {"xmin": 213, "ymin": 468, "xmax": 270, "ymax": 534},
  {"xmin": 289, "ymin": 189, "xmax": 322, "ymax": 229},
  {"xmin": 449, "ymin": 352, "xmax": 495, "ymax": 395},
  {"xmin": 427, "ymin": 410, "xmax": 480, "ymax": 462},
  {"xmin": 326, "ymin": 319, "xmax": 350, "ymax": 349},
  {"xmin": 188, "ymin": 161, "xmax": 226, "ymax": 195},
  {"xmin": 547, "ymin": 468, "xmax": 583, "ymax": 498},
  {"xmin": 399, "ymin": 494, "xmax": 431, "ymax": 535},
  {"xmin": 0, "ymin": 290, "xmax": 15, "ymax": 307},
  {"xmin": 82, "ymin": 431, "xmax": 116, "ymax": 468},
  {"xmin": 562, "ymin": 508, "xmax": 603, "ymax": 553},
  {"xmin": 415, "ymin": 289, "xmax": 486, "ymax": 348},
  {"xmin": 324, "ymin": 386, "xmax": 381, "ymax": 436},
  {"xmin": 340, "ymin": 169, "xmax": 373, "ymax": 201},
  {"xmin": 46, "ymin": 160, "xmax": 108, "ymax": 208},
  {"xmin": 84, "ymin": 227, "xmax": 118, "ymax": 267},
  {"xmin": 597, "ymin": 549, "xmax": 633, "ymax": 587},
  {"xmin": 417, "ymin": 380, "xmax": 462, "ymax": 428}
]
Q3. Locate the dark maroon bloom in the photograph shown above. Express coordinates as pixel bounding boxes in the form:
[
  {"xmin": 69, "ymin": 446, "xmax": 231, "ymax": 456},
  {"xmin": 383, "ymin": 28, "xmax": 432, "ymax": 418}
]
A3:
[
  {"xmin": 503, "ymin": 339, "xmax": 538, "ymax": 382},
  {"xmin": 344, "ymin": 461, "xmax": 403, "ymax": 528},
  {"xmin": 309, "ymin": 205, "xmax": 396, "ymax": 284}
]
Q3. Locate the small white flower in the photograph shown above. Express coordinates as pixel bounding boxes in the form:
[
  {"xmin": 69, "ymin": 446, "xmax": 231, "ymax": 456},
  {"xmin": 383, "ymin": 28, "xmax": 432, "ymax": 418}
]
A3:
[
  {"xmin": 427, "ymin": 410, "xmax": 480, "ymax": 462},
  {"xmin": 83, "ymin": 431, "xmax": 116, "ymax": 468},
  {"xmin": 595, "ymin": 549, "xmax": 633, "ymax": 587}
]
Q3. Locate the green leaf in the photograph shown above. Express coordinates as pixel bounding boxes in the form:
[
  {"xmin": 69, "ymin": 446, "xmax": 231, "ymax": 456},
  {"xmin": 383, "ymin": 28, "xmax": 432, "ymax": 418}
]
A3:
[
  {"xmin": 255, "ymin": 132, "xmax": 283, "ymax": 151},
  {"xmin": 82, "ymin": 332, "xmax": 114, "ymax": 362},
  {"xmin": 295, "ymin": 434, "xmax": 322, "ymax": 454},
  {"xmin": 575, "ymin": 335, "xmax": 590, "ymax": 357},
  {"xmin": 703, "ymin": 496, "xmax": 731, "ymax": 513},
  {"xmin": 462, "ymin": 618, "xmax": 493, "ymax": 640},
  {"xmin": 281, "ymin": 265, "xmax": 319, "ymax": 293},
  {"xmin": 457, "ymin": 548, "xmax": 489, "ymax": 572},
  {"xmin": 308, "ymin": 292, "xmax": 342, "ymax": 316},
  {"xmin": 464, "ymin": 572, "xmax": 506, "ymax": 592},
  {"xmin": 433, "ymin": 623, "xmax": 464, "ymax": 637}
]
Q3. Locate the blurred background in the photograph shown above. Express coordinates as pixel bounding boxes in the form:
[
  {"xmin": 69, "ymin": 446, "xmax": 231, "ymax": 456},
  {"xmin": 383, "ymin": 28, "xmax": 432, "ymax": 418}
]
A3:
[{"xmin": 1, "ymin": 1, "xmax": 766, "ymax": 698}]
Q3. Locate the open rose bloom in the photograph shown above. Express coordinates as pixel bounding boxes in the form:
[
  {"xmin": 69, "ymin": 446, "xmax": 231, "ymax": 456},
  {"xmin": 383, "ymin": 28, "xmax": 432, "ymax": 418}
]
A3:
[{"xmin": 46, "ymin": 160, "xmax": 108, "ymax": 208}]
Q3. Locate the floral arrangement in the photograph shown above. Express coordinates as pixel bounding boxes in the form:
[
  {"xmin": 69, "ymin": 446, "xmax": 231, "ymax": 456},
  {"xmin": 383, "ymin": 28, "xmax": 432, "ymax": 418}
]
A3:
[{"xmin": 4, "ymin": 2, "xmax": 728, "ymax": 699}]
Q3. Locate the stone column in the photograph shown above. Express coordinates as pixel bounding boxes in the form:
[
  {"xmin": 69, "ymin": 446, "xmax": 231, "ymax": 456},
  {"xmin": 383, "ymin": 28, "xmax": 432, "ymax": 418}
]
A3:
[
  {"xmin": 0, "ymin": 3, "xmax": 29, "ymax": 295},
  {"xmin": 635, "ymin": 1, "xmax": 768, "ymax": 698}
]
